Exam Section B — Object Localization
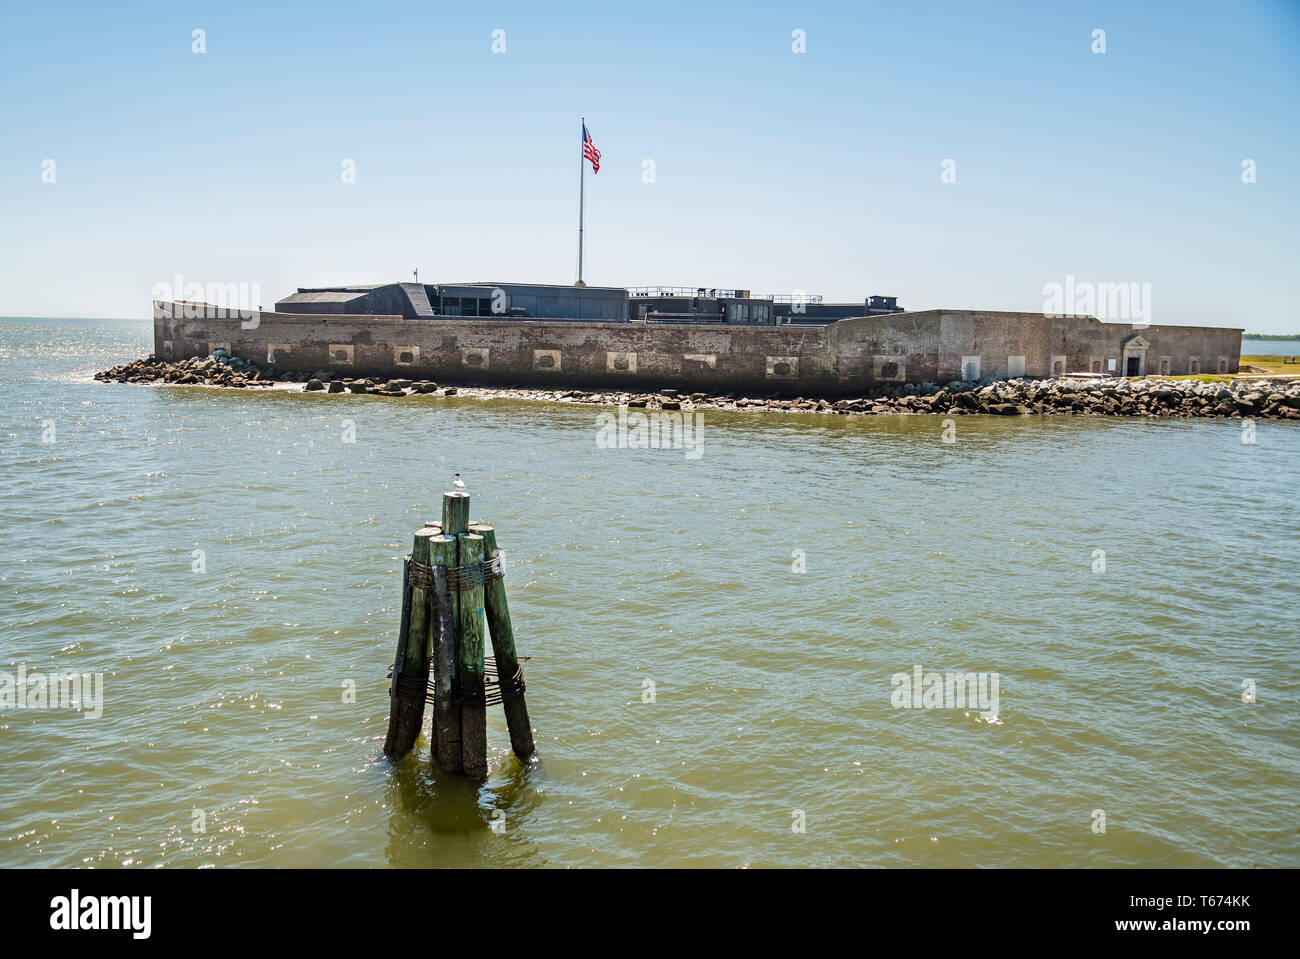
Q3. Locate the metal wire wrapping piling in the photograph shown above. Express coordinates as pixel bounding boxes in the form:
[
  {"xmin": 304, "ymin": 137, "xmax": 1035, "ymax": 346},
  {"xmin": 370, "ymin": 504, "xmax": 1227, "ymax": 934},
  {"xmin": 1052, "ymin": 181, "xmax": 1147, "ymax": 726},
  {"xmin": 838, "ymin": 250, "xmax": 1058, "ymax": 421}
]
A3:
[
  {"xmin": 386, "ymin": 652, "xmax": 531, "ymax": 706},
  {"xmin": 407, "ymin": 558, "xmax": 435, "ymax": 592},
  {"xmin": 486, "ymin": 664, "xmax": 527, "ymax": 707},
  {"xmin": 408, "ymin": 551, "xmax": 501, "ymax": 593},
  {"xmin": 391, "ymin": 549, "xmax": 521, "ymax": 704},
  {"xmin": 394, "ymin": 672, "xmax": 429, "ymax": 701}
]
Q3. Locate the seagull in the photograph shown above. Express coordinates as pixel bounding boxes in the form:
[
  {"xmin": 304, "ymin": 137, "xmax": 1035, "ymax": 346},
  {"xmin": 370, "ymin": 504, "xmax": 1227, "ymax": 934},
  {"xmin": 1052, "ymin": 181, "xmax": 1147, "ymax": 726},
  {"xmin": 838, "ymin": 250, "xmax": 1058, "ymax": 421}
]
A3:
[{"xmin": 451, "ymin": 473, "xmax": 467, "ymax": 492}]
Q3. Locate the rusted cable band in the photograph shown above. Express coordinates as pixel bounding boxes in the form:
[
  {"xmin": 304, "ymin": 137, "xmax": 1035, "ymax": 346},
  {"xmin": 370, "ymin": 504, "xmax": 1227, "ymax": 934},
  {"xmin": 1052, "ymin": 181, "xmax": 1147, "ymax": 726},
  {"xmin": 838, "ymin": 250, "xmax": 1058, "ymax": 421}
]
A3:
[
  {"xmin": 444, "ymin": 553, "xmax": 504, "ymax": 591},
  {"xmin": 446, "ymin": 562, "xmax": 485, "ymax": 592},
  {"xmin": 408, "ymin": 558, "xmax": 435, "ymax": 592},
  {"xmin": 484, "ymin": 654, "xmax": 530, "ymax": 668},
  {"xmin": 482, "ymin": 665, "xmax": 526, "ymax": 707},
  {"xmin": 394, "ymin": 672, "xmax": 428, "ymax": 702},
  {"xmin": 498, "ymin": 664, "xmax": 526, "ymax": 701}
]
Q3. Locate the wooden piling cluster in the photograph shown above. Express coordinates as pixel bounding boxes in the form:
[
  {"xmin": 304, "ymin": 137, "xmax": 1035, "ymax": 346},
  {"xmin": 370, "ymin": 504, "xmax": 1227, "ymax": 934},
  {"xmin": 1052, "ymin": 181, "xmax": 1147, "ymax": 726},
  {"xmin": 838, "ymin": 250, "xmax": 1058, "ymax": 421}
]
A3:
[{"xmin": 383, "ymin": 491, "xmax": 535, "ymax": 776}]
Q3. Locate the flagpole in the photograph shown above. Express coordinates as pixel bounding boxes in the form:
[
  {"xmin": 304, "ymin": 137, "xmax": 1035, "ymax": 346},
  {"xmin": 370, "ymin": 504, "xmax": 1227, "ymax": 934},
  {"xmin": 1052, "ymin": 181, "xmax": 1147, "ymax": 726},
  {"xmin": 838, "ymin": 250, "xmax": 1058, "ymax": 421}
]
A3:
[{"xmin": 577, "ymin": 117, "xmax": 585, "ymax": 286}]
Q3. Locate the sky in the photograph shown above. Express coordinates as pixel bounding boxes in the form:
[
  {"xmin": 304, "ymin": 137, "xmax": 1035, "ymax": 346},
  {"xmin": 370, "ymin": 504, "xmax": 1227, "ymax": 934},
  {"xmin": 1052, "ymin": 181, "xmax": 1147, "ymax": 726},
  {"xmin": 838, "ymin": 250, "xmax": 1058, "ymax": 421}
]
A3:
[{"xmin": 2, "ymin": 0, "xmax": 1298, "ymax": 332}]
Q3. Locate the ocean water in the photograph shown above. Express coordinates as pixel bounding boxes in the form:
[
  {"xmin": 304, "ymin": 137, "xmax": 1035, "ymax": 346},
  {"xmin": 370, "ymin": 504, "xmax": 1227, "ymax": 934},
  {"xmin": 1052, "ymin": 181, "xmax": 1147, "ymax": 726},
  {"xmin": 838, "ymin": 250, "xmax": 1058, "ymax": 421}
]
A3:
[
  {"xmin": 1, "ymin": 317, "xmax": 1297, "ymax": 868},
  {"xmin": 1242, "ymin": 339, "xmax": 1300, "ymax": 355}
]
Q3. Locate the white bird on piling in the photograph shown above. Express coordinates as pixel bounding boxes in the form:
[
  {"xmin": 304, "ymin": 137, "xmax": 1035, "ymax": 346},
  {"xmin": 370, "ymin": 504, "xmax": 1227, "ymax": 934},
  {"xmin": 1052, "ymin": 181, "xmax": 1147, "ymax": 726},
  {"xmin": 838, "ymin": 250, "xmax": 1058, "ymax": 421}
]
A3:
[{"xmin": 451, "ymin": 473, "xmax": 467, "ymax": 493}]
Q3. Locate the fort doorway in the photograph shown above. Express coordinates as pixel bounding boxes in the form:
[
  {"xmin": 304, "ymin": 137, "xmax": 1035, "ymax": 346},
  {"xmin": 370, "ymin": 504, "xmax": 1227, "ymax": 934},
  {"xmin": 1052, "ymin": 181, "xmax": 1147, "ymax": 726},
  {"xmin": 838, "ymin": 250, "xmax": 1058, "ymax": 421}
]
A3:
[{"xmin": 1120, "ymin": 334, "xmax": 1149, "ymax": 377}]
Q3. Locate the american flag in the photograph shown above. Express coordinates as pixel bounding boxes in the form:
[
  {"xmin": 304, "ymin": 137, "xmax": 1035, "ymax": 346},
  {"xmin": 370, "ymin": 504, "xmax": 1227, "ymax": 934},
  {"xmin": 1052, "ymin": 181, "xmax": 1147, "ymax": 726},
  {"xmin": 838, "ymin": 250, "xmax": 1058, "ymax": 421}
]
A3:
[{"xmin": 582, "ymin": 123, "xmax": 601, "ymax": 174}]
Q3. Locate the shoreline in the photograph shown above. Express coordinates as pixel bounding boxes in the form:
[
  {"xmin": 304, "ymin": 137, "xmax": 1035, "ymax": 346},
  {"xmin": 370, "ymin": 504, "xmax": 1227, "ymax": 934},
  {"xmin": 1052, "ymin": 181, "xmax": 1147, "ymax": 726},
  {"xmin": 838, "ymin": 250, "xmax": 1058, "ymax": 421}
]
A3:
[{"xmin": 94, "ymin": 355, "xmax": 1300, "ymax": 420}]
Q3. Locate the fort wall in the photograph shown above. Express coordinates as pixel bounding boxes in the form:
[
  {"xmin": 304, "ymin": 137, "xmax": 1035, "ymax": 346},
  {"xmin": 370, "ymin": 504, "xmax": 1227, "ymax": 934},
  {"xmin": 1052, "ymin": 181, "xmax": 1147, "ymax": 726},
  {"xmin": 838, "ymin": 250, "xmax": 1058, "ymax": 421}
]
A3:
[{"xmin": 154, "ymin": 304, "xmax": 1242, "ymax": 396}]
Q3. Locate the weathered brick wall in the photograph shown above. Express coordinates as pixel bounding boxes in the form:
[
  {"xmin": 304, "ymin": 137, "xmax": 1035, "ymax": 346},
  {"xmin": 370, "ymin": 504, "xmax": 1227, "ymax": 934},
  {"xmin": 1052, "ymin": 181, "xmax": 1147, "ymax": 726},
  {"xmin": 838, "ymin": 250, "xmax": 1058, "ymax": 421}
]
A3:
[
  {"xmin": 153, "ymin": 303, "xmax": 1242, "ymax": 395},
  {"xmin": 1049, "ymin": 317, "xmax": 1241, "ymax": 375},
  {"xmin": 829, "ymin": 312, "xmax": 944, "ymax": 383},
  {"xmin": 929, "ymin": 310, "xmax": 1241, "ymax": 379},
  {"xmin": 155, "ymin": 304, "xmax": 847, "ymax": 394}
]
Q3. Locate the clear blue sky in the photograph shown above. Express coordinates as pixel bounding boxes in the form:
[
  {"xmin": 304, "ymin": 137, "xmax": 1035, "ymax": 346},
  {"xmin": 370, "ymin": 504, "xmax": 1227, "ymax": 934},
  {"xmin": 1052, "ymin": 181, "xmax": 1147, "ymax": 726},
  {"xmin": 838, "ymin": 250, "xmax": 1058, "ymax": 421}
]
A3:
[{"xmin": 2, "ymin": 0, "xmax": 1297, "ymax": 331}]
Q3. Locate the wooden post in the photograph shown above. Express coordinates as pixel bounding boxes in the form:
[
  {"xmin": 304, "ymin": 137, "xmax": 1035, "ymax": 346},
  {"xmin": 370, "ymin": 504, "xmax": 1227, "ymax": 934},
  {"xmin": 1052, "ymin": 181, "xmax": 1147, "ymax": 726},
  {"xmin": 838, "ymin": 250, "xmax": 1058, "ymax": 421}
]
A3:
[
  {"xmin": 383, "ymin": 527, "xmax": 439, "ymax": 759},
  {"xmin": 456, "ymin": 531, "xmax": 489, "ymax": 778},
  {"xmin": 382, "ymin": 555, "xmax": 414, "ymax": 758},
  {"xmin": 387, "ymin": 491, "xmax": 535, "ymax": 777},
  {"xmin": 429, "ymin": 534, "xmax": 460, "ymax": 772},
  {"xmin": 442, "ymin": 492, "xmax": 470, "ymax": 537},
  {"xmin": 472, "ymin": 523, "xmax": 536, "ymax": 762}
]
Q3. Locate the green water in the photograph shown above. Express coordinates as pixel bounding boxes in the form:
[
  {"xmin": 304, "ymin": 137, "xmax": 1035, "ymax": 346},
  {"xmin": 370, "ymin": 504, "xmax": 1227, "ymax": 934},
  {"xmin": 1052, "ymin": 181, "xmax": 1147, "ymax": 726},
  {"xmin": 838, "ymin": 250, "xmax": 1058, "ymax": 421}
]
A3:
[{"xmin": 1, "ymin": 318, "xmax": 1297, "ymax": 868}]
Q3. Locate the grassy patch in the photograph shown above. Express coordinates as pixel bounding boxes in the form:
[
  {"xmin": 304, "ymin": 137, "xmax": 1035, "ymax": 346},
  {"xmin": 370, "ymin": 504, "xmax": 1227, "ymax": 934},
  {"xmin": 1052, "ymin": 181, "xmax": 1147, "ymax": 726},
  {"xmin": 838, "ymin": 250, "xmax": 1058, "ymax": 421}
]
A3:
[{"xmin": 1241, "ymin": 354, "xmax": 1300, "ymax": 375}]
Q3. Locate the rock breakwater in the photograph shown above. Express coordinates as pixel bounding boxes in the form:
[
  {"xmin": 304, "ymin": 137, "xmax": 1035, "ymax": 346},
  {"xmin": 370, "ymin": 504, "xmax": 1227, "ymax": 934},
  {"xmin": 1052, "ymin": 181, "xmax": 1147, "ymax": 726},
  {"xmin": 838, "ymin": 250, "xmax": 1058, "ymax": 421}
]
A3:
[{"xmin": 95, "ymin": 356, "xmax": 1300, "ymax": 419}]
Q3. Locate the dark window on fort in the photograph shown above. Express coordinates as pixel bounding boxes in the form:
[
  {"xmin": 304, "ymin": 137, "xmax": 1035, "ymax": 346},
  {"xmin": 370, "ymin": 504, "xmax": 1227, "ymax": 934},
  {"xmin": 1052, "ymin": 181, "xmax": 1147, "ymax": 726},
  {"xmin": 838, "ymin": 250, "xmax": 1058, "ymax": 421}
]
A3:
[
  {"xmin": 881, "ymin": 362, "xmax": 899, "ymax": 378},
  {"xmin": 399, "ymin": 351, "xmax": 414, "ymax": 364}
]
